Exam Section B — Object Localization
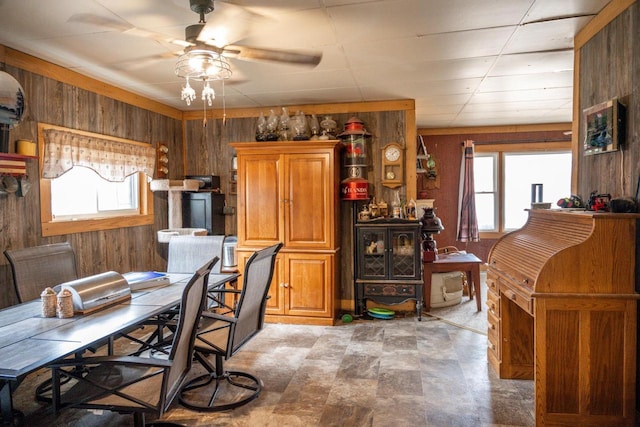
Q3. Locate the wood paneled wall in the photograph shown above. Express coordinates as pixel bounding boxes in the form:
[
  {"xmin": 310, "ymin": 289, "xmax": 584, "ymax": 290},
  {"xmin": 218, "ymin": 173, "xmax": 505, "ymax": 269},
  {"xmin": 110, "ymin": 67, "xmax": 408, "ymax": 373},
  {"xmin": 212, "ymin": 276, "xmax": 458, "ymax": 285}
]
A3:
[
  {"xmin": 0, "ymin": 56, "xmax": 183, "ymax": 309},
  {"xmin": 576, "ymin": 1, "xmax": 639, "ymax": 200},
  {"xmin": 0, "ymin": 45, "xmax": 414, "ymax": 311},
  {"xmin": 183, "ymin": 108, "xmax": 411, "ymax": 310},
  {"xmin": 418, "ymin": 125, "xmax": 571, "ymax": 262}
]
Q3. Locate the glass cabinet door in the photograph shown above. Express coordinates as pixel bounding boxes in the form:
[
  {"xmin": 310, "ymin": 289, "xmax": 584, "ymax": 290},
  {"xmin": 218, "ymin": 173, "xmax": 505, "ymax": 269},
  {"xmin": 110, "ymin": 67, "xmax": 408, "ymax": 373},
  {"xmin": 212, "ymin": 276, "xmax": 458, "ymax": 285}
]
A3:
[
  {"xmin": 389, "ymin": 228, "xmax": 418, "ymax": 279},
  {"xmin": 357, "ymin": 228, "xmax": 387, "ymax": 279}
]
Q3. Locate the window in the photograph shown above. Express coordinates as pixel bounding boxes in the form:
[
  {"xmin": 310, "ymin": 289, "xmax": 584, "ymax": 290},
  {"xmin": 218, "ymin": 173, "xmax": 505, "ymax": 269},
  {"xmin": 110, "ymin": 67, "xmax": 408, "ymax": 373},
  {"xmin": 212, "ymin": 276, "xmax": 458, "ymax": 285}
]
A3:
[
  {"xmin": 41, "ymin": 168, "xmax": 153, "ymax": 237},
  {"xmin": 474, "ymin": 142, "xmax": 571, "ymax": 236},
  {"xmin": 38, "ymin": 123, "xmax": 155, "ymax": 237},
  {"xmin": 51, "ymin": 167, "xmax": 139, "ymax": 220}
]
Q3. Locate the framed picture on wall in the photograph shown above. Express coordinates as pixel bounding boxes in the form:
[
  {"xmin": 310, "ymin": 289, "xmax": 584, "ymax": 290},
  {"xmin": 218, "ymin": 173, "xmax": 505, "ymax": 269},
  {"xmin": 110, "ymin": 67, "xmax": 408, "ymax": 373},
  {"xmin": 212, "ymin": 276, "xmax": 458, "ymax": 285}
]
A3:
[{"xmin": 583, "ymin": 98, "xmax": 626, "ymax": 156}]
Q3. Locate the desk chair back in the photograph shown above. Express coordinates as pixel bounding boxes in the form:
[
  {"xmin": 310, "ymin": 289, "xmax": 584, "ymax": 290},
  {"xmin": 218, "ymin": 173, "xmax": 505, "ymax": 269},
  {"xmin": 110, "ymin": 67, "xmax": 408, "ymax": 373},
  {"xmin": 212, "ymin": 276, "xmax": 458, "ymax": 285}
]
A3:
[
  {"xmin": 5, "ymin": 242, "xmax": 78, "ymax": 303},
  {"xmin": 231, "ymin": 242, "xmax": 283, "ymax": 354},
  {"xmin": 179, "ymin": 243, "xmax": 282, "ymax": 411},
  {"xmin": 167, "ymin": 235, "xmax": 225, "ymax": 274},
  {"xmin": 164, "ymin": 257, "xmax": 217, "ymax": 404},
  {"xmin": 50, "ymin": 257, "xmax": 217, "ymax": 426}
]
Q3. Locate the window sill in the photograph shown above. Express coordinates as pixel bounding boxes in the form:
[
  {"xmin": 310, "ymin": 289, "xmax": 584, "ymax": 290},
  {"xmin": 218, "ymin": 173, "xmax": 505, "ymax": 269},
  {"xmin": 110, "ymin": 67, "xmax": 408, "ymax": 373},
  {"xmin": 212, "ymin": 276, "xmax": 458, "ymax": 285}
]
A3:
[
  {"xmin": 41, "ymin": 214, "xmax": 155, "ymax": 237},
  {"xmin": 478, "ymin": 231, "xmax": 507, "ymax": 240}
]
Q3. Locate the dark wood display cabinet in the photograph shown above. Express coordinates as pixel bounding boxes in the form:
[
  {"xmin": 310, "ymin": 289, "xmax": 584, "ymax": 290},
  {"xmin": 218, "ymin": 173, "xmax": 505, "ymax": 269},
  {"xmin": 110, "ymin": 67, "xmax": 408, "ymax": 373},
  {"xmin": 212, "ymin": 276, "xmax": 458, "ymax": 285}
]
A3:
[{"xmin": 354, "ymin": 219, "xmax": 423, "ymax": 320}]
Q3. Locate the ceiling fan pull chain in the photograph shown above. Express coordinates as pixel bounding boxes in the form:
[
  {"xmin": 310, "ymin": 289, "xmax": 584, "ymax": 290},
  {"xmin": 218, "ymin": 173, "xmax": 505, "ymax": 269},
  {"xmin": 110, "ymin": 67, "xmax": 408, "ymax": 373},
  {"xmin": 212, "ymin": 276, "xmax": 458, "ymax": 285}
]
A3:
[
  {"xmin": 222, "ymin": 79, "xmax": 226, "ymax": 126},
  {"xmin": 202, "ymin": 97, "xmax": 207, "ymax": 128}
]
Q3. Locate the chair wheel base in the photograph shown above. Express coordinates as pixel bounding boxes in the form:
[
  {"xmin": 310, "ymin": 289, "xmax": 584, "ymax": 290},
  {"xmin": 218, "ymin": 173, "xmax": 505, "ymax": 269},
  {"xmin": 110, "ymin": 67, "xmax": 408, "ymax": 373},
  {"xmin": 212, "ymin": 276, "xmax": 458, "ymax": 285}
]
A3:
[{"xmin": 178, "ymin": 370, "xmax": 262, "ymax": 412}]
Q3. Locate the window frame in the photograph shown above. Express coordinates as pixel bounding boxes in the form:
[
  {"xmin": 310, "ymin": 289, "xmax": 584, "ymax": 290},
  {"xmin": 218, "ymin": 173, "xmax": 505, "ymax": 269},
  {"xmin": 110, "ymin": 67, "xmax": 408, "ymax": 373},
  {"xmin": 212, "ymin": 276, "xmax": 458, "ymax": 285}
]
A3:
[
  {"xmin": 474, "ymin": 141, "xmax": 571, "ymax": 239},
  {"xmin": 38, "ymin": 139, "xmax": 154, "ymax": 238}
]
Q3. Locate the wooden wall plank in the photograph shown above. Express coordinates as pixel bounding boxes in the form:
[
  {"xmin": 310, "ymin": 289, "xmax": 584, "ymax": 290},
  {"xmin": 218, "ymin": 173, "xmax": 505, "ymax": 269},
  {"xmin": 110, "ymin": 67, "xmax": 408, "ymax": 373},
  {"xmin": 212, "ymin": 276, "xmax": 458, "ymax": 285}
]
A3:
[{"xmin": 0, "ymin": 63, "xmax": 181, "ymax": 309}]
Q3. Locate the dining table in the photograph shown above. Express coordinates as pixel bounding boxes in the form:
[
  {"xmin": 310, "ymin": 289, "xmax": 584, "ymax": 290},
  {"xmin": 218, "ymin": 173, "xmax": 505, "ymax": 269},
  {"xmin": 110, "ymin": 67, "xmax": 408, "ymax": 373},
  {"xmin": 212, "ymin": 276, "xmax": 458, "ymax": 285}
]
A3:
[{"xmin": 0, "ymin": 271, "xmax": 239, "ymax": 424}]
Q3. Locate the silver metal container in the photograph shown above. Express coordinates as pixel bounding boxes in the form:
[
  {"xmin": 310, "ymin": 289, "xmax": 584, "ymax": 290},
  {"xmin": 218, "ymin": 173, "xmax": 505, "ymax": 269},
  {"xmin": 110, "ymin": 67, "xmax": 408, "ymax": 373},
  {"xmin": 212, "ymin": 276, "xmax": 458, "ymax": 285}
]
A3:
[
  {"xmin": 222, "ymin": 236, "xmax": 237, "ymax": 268},
  {"xmin": 60, "ymin": 271, "xmax": 131, "ymax": 314}
]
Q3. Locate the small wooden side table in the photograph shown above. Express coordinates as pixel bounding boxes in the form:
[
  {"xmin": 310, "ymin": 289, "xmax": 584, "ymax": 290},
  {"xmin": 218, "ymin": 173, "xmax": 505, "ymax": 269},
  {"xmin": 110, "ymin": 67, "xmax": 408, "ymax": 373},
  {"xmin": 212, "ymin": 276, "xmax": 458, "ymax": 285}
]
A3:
[{"xmin": 423, "ymin": 252, "xmax": 483, "ymax": 312}]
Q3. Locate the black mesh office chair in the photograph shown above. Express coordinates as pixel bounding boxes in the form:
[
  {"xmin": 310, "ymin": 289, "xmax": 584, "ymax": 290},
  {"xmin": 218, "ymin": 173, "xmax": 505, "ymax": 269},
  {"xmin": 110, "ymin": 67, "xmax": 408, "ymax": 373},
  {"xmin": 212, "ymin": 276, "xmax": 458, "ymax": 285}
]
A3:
[
  {"xmin": 179, "ymin": 243, "xmax": 282, "ymax": 411},
  {"xmin": 49, "ymin": 258, "xmax": 217, "ymax": 427}
]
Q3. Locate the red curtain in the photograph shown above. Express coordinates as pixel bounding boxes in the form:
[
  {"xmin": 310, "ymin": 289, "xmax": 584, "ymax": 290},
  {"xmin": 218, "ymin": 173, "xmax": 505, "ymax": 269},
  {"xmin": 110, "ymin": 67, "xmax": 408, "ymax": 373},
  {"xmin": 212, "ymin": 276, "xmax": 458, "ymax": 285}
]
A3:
[{"xmin": 457, "ymin": 140, "xmax": 479, "ymax": 242}]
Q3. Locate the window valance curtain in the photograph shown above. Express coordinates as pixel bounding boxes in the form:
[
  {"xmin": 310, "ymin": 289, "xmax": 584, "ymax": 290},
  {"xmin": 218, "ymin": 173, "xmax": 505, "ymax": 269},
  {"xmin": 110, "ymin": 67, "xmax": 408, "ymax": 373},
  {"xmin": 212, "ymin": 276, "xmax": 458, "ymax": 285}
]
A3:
[{"xmin": 41, "ymin": 126, "xmax": 156, "ymax": 182}]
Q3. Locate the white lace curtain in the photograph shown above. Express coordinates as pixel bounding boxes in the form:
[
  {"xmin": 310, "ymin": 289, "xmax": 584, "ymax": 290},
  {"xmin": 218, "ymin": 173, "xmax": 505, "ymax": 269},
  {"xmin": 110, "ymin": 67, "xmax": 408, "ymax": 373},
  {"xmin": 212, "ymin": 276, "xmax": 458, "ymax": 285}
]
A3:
[{"xmin": 41, "ymin": 127, "xmax": 156, "ymax": 182}]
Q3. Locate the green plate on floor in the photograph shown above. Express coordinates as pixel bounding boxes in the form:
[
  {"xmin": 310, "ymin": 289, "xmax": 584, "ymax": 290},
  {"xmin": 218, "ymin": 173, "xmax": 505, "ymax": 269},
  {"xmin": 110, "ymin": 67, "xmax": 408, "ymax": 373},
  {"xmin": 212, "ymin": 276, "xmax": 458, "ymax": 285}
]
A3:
[{"xmin": 368, "ymin": 307, "xmax": 395, "ymax": 316}]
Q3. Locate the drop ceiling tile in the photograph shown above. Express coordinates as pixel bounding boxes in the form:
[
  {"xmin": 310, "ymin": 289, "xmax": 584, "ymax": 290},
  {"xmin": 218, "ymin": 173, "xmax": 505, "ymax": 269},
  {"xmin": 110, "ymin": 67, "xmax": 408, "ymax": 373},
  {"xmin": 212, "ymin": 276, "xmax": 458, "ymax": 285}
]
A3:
[
  {"xmin": 523, "ymin": 0, "xmax": 610, "ymax": 23},
  {"xmin": 351, "ymin": 56, "xmax": 497, "ymax": 84},
  {"xmin": 416, "ymin": 113, "xmax": 459, "ymax": 127},
  {"xmin": 246, "ymin": 87, "xmax": 364, "ymax": 106},
  {"xmin": 490, "ymin": 50, "xmax": 574, "ymax": 76},
  {"xmin": 93, "ymin": 0, "xmax": 194, "ymax": 31},
  {"xmin": 470, "ymin": 87, "xmax": 573, "ymax": 103},
  {"xmin": 343, "ymin": 26, "xmax": 516, "ymax": 68},
  {"xmin": 463, "ymin": 99, "xmax": 569, "ymax": 113},
  {"xmin": 230, "ymin": 69, "xmax": 356, "ymax": 93},
  {"xmin": 414, "ymin": 103, "xmax": 464, "ymax": 115},
  {"xmin": 234, "ymin": 7, "xmax": 336, "ymax": 49},
  {"xmin": 415, "ymin": 93, "xmax": 474, "ymax": 107},
  {"xmin": 503, "ymin": 17, "xmax": 591, "ymax": 54},
  {"xmin": 327, "ymin": 0, "xmax": 532, "ymax": 44},
  {"xmin": 479, "ymin": 71, "xmax": 573, "ymax": 92}
]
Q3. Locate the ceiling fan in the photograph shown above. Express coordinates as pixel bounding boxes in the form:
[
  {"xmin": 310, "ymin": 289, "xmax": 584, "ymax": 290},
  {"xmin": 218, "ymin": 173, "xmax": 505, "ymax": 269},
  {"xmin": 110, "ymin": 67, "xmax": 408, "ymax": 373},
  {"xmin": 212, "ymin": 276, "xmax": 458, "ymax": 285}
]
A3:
[{"xmin": 70, "ymin": 0, "xmax": 323, "ymax": 70}]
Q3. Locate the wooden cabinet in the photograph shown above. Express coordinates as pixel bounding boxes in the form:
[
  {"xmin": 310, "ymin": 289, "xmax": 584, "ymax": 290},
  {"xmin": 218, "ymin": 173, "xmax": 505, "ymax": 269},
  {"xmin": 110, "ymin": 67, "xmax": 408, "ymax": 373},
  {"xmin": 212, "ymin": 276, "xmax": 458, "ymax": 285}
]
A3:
[
  {"xmin": 354, "ymin": 220, "xmax": 423, "ymax": 319},
  {"xmin": 488, "ymin": 210, "xmax": 638, "ymax": 426},
  {"xmin": 231, "ymin": 141, "xmax": 340, "ymax": 326}
]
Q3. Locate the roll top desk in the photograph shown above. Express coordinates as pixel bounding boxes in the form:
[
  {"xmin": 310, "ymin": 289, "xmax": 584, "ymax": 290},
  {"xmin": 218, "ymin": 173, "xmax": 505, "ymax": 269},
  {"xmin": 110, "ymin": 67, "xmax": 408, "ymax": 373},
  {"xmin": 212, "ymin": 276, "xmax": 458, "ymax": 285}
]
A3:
[{"xmin": 487, "ymin": 209, "xmax": 639, "ymax": 426}]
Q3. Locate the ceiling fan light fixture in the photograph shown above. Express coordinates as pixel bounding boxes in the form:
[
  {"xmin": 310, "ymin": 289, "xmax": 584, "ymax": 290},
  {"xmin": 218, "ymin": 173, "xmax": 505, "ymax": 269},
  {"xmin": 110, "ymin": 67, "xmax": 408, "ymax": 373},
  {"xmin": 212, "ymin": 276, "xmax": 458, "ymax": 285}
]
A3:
[
  {"xmin": 181, "ymin": 77, "xmax": 196, "ymax": 106},
  {"xmin": 175, "ymin": 48, "xmax": 231, "ymax": 107},
  {"xmin": 175, "ymin": 49, "xmax": 231, "ymax": 80},
  {"xmin": 202, "ymin": 81, "xmax": 215, "ymax": 106}
]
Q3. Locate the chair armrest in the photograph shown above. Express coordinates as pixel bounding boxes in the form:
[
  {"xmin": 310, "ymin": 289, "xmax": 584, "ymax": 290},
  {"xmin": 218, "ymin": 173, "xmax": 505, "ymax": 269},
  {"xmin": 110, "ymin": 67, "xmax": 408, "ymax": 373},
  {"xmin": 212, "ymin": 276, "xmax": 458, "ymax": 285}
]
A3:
[
  {"xmin": 201, "ymin": 310, "xmax": 238, "ymax": 324},
  {"xmin": 48, "ymin": 354, "xmax": 172, "ymax": 369},
  {"xmin": 209, "ymin": 288, "xmax": 242, "ymax": 295}
]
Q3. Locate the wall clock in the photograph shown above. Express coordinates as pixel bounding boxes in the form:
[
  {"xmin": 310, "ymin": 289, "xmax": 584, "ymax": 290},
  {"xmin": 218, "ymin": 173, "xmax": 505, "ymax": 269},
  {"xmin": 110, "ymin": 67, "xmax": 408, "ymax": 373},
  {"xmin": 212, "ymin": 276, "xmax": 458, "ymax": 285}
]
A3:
[{"xmin": 381, "ymin": 142, "xmax": 403, "ymax": 188}]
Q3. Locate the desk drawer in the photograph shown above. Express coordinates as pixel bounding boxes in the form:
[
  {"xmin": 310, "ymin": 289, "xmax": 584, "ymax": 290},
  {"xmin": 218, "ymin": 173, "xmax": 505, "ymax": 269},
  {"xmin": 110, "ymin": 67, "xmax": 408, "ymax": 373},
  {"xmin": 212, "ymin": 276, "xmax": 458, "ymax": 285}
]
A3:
[
  {"xmin": 363, "ymin": 283, "xmax": 416, "ymax": 298},
  {"xmin": 487, "ymin": 327, "xmax": 499, "ymax": 360},
  {"xmin": 487, "ymin": 309, "xmax": 499, "ymax": 340},
  {"xmin": 486, "ymin": 274, "xmax": 498, "ymax": 293},
  {"xmin": 487, "ymin": 288, "xmax": 500, "ymax": 316},
  {"xmin": 501, "ymin": 285, "xmax": 533, "ymax": 315}
]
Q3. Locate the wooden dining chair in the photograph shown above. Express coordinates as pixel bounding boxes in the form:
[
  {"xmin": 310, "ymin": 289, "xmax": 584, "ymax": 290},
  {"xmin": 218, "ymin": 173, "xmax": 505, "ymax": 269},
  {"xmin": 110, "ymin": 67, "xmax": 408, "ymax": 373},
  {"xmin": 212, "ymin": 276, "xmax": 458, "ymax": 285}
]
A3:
[
  {"xmin": 178, "ymin": 243, "xmax": 282, "ymax": 411},
  {"xmin": 4, "ymin": 242, "xmax": 78, "ymax": 303},
  {"xmin": 49, "ymin": 258, "xmax": 217, "ymax": 427}
]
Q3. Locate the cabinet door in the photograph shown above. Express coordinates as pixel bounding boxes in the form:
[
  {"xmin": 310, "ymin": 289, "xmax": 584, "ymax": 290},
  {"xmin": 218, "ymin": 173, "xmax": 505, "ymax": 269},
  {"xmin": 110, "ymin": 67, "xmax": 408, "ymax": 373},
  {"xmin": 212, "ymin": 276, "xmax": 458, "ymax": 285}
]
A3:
[
  {"xmin": 284, "ymin": 253, "xmax": 333, "ymax": 318},
  {"xmin": 238, "ymin": 250, "xmax": 284, "ymax": 316},
  {"xmin": 237, "ymin": 154, "xmax": 281, "ymax": 246},
  {"xmin": 356, "ymin": 227, "xmax": 388, "ymax": 280},
  {"xmin": 265, "ymin": 255, "xmax": 284, "ymax": 315},
  {"xmin": 388, "ymin": 226, "xmax": 420, "ymax": 280},
  {"xmin": 283, "ymin": 153, "xmax": 334, "ymax": 250}
]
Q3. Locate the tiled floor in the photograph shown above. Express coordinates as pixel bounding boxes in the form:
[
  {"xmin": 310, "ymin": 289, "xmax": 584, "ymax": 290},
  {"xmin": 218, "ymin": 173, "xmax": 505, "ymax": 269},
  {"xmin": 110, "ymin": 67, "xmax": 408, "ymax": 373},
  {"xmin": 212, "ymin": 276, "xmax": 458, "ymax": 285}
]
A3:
[{"xmin": 12, "ymin": 312, "xmax": 535, "ymax": 427}]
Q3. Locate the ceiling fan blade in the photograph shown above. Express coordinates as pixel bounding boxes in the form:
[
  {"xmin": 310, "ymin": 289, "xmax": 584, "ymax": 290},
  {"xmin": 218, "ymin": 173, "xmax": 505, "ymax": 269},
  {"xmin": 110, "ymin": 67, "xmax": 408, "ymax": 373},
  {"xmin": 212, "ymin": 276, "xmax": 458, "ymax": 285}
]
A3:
[
  {"xmin": 68, "ymin": 13, "xmax": 192, "ymax": 48},
  {"xmin": 225, "ymin": 45, "xmax": 322, "ymax": 67},
  {"xmin": 68, "ymin": 13, "xmax": 131, "ymax": 32},
  {"xmin": 115, "ymin": 51, "xmax": 183, "ymax": 70},
  {"xmin": 197, "ymin": 2, "xmax": 258, "ymax": 47}
]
